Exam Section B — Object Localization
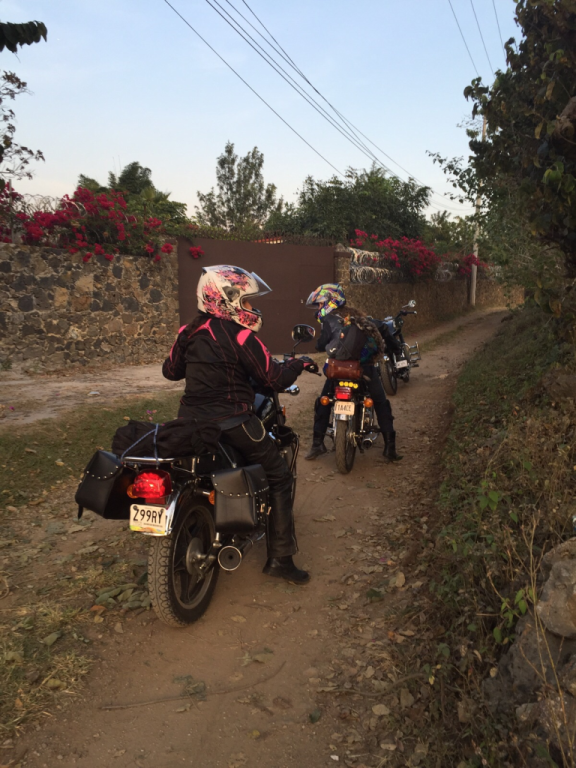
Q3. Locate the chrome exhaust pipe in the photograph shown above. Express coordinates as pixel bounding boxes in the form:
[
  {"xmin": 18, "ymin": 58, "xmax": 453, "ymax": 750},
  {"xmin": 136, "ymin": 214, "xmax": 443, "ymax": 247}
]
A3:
[
  {"xmin": 218, "ymin": 545, "xmax": 243, "ymax": 571},
  {"xmin": 409, "ymin": 342, "xmax": 421, "ymax": 361},
  {"xmin": 361, "ymin": 433, "xmax": 379, "ymax": 450},
  {"xmin": 217, "ymin": 531, "xmax": 264, "ymax": 572}
]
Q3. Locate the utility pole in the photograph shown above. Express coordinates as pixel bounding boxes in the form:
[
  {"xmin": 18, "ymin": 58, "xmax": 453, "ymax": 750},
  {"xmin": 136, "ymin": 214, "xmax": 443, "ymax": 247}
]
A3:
[{"xmin": 470, "ymin": 115, "xmax": 487, "ymax": 307}]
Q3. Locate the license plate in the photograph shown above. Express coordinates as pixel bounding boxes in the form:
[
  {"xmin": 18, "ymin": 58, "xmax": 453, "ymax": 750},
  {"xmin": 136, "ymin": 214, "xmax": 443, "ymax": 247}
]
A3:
[
  {"xmin": 396, "ymin": 360, "xmax": 409, "ymax": 369},
  {"xmin": 334, "ymin": 401, "xmax": 355, "ymax": 415},
  {"xmin": 130, "ymin": 504, "xmax": 168, "ymax": 534}
]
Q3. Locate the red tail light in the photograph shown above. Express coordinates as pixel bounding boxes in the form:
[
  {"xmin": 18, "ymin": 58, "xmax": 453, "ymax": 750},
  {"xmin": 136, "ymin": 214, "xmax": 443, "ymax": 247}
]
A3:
[
  {"xmin": 131, "ymin": 470, "xmax": 171, "ymax": 502},
  {"xmin": 335, "ymin": 386, "xmax": 352, "ymax": 400}
]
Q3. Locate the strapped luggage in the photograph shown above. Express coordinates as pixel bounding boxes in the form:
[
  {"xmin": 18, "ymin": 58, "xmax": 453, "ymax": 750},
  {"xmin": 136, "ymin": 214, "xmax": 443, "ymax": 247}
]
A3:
[{"xmin": 325, "ymin": 358, "xmax": 362, "ymax": 380}]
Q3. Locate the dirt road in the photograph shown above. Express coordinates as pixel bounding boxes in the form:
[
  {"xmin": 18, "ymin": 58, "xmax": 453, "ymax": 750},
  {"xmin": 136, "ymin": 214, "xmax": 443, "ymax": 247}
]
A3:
[{"xmin": 6, "ymin": 308, "xmax": 507, "ymax": 768}]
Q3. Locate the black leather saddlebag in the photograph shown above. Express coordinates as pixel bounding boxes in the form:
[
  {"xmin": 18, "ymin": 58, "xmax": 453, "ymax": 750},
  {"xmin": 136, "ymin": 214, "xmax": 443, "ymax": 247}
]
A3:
[
  {"xmin": 211, "ymin": 464, "xmax": 269, "ymax": 533},
  {"xmin": 75, "ymin": 450, "xmax": 136, "ymax": 520}
]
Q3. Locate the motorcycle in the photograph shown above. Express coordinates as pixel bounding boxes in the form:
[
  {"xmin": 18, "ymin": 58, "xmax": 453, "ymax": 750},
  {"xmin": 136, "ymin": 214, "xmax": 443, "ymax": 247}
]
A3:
[
  {"xmin": 79, "ymin": 324, "xmax": 318, "ymax": 628},
  {"xmin": 374, "ymin": 300, "xmax": 421, "ymax": 396},
  {"xmin": 323, "ymin": 371, "xmax": 380, "ymax": 475}
]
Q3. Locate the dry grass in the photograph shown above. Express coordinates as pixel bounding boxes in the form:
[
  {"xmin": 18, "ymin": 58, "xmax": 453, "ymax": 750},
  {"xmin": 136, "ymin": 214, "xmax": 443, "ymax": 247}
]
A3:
[
  {"xmin": 397, "ymin": 307, "xmax": 576, "ymax": 766},
  {"xmin": 0, "ymin": 466, "xmax": 151, "ymax": 737}
]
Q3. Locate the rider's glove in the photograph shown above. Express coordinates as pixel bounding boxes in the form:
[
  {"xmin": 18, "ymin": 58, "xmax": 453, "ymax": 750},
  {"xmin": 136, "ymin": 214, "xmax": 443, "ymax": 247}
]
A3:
[{"xmin": 299, "ymin": 356, "xmax": 319, "ymax": 373}]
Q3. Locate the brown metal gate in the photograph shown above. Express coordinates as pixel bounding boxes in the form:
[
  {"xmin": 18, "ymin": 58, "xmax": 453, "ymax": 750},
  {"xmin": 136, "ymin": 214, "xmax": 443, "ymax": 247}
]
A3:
[{"xmin": 177, "ymin": 237, "xmax": 336, "ymax": 352}]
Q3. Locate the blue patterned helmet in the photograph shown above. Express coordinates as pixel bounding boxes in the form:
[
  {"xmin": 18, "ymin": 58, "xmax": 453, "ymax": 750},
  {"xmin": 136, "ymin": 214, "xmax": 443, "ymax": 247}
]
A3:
[{"xmin": 305, "ymin": 283, "xmax": 346, "ymax": 322}]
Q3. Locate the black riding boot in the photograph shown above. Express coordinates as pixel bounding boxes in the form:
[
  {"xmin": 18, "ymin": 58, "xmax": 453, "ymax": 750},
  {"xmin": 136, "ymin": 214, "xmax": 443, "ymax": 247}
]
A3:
[
  {"xmin": 263, "ymin": 556, "xmax": 310, "ymax": 584},
  {"xmin": 383, "ymin": 431, "xmax": 403, "ymax": 462},
  {"xmin": 304, "ymin": 433, "xmax": 327, "ymax": 461},
  {"xmin": 263, "ymin": 492, "xmax": 309, "ymax": 584}
]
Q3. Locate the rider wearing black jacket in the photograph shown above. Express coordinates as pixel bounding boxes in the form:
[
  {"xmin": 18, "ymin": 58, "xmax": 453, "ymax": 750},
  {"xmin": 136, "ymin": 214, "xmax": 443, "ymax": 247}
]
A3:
[
  {"xmin": 163, "ymin": 265, "xmax": 313, "ymax": 584},
  {"xmin": 304, "ymin": 284, "xmax": 402, "ymax": 463}
]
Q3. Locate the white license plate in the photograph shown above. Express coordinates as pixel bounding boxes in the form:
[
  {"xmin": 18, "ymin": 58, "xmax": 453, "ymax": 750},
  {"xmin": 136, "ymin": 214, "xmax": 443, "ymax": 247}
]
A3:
[
  {"xmin": 130, "ymin": 504, "xmax": 168, "ymax": 534},
  {"xmin": 334, "ymin": 401, "xmax": 355, "ymax": 415},
  {"xmin": 396, "ymin": 360, "xmax": 409, "ymax": 369}
]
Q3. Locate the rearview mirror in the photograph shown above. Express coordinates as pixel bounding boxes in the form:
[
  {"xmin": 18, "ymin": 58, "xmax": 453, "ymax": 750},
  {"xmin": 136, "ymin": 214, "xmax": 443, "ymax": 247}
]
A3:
[
  {"xmin": 405, "ymin": 300, "xmax": 416, "ymax": 308},
  {"xmin": 292, "ymin": 324, "xmax": 315, "ymax": 343}
]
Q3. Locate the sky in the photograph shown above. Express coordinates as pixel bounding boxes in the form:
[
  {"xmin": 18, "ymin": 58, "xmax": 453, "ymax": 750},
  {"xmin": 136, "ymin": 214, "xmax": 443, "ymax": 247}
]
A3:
[{"xmin": 1, "ymin": 0, "xmax": 519, "ymax": 220}]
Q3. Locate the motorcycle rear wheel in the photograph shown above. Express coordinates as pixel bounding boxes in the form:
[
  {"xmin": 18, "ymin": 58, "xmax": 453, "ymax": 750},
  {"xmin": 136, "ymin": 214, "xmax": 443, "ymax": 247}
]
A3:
[
  {"xmin": 335, "ymin": 418, "xmax": 356, "ymax": 474},
  {"xmin": 381, "ymin": 361, "xmax": 398, "ymax": 396},
  {"xmin": 148, "ymin": 496, "xmax": 219, "ymax": 627}
]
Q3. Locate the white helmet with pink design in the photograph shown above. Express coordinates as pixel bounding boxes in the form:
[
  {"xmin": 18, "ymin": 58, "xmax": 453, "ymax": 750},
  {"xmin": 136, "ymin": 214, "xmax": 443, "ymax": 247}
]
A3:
[{"xmin": 196, "ymin": 265, "xmax": 272, "ymax": 332}]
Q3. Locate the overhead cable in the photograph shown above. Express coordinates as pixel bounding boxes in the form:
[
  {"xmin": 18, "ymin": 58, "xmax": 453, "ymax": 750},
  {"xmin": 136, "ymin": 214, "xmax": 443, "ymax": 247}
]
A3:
[
  {"xmin": 161, "ymin": 0, "xmax": 344, "ymax": 178},
  {"xmin": 469, "ymin": 0, "xmax": 494, "ymax": 72},
  {"xmin": 491, "ymin": 0, "xmax": 505, "ymax": 53},
  {"xmin": 204, "ymin": 0, "xmax": 384, "ymax": 166},
  {"xmin": 220, "ymin": 0, "xmax": 474, "ymax": 213},
  {"xmin": 447, "ymin": 0, "xmax": 480, "ymax": 78}
]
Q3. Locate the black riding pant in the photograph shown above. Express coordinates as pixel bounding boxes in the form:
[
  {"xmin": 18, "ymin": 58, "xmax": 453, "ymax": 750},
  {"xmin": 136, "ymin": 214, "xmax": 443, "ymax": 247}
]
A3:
[
  {"xmin": 313, "ymin": 365, "xmax": 394, "ymax": 438},
  {"xmin": 220, "ymin": 414, "xmax": 297, "ymax": 558}
]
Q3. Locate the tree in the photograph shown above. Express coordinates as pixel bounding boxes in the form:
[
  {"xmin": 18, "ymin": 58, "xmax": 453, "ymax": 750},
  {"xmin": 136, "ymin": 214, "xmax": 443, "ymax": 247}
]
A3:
[
  {"xmin": 0, "ymin": 19, "xmax": 47, "ymax": 189},
  {"xmin": 464, "ymin": 0, "xmax": 576, "ymax": 277},
  {"xmin": 267, "ymin": 165, "xmax": 429, "ymax": 241},
  {"xmin": 0, "ymin": 21, "xmax": 47, "ymax": 53},
  {"xmin": 108, "ymin": 161, "xmax": 153, "ymax": 195},
  {"xmin": 77, "ymin": 162, "xmax": 187, "ymax": 223},
  {"xmin": 422, "ymin": 211, "xmax": 475, "ymax": 257},
  {"xmin": 196, "ymin": 142, "xmax": 282, "ymax": 231},
  {"xmin": 0, "ymin": 71, "xmax": 44, "ymax": 189}
]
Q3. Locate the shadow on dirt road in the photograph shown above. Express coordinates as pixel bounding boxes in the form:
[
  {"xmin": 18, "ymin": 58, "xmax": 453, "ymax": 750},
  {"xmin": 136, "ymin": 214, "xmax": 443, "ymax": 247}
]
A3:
[{"xmin": 5, "ymin": 308, "xmax": 508, "ymax": 768}]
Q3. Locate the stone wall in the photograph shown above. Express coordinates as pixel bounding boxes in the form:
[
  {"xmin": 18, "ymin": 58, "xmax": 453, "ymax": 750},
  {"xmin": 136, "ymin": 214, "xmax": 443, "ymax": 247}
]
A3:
[
  {"xmin": 334, "ymin": 247, "xmax": 523, "ymax": 332},
  {"xmin": 0, "ymin": 244, "xmax": 179, "ymax": 369}
]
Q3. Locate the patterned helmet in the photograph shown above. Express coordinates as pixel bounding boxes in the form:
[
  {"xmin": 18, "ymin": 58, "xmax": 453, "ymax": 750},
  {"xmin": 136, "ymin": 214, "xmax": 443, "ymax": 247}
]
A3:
[
  {"xmin": 305, "ymin": 283, "xmax": 346, "ymax": 321},
  {"xmin": 197, "ymin": 265, "xmax": 271, "ymax": 332}
]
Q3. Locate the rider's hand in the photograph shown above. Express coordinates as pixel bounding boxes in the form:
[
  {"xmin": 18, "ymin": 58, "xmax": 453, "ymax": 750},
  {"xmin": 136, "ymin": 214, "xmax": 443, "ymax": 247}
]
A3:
[{"xmin": 299, "ymin": 356, "xmax": 319, "ymax": 373}]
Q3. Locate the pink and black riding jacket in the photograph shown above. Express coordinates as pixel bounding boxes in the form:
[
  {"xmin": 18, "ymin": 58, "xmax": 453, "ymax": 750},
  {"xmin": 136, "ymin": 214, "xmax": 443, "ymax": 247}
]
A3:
[{"xmin": 162, "ymin": 314, "xmax": 304, "ymax": 422}]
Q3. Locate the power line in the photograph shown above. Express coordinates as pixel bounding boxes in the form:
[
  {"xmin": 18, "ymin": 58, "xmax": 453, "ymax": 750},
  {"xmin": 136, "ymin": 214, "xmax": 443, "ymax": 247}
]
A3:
[
  {"xmin": 204, "ymin": 0, "xmax": 384, "ymax": 167},
  {"xmin": 469, "ymin": 0, "xmax": 494, "ymax": 72},
  {"xmin": 161, "ymin": 0, "xmax": 344, "ymax": 178},
  {"xmin": 163, "ymin": 0, "xmax": 473, "ymax": 216},
  {"xmin": 447, "ymin": 0, "xmax": 480, "ymax": 78},
  {"xmin": 221, "ymin": 0, "xmax": 474, "ymax": 213},
  {"xmin": 491, "ymin": 0, "xmax": 505, "ymax": 53}
]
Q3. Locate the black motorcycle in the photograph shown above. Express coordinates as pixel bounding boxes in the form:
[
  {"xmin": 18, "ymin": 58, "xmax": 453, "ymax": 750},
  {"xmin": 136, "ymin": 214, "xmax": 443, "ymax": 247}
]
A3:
[
  {"xmin": 374, "ymin": 300, "xmax": 421, "ymax": 396},
  {"xmin": 323, "ymin": 367, "xmax": 379, "ymax": 475},
  {"xmin": 77, "ymin": 324, "xmax": 317, "ymax": 628}
]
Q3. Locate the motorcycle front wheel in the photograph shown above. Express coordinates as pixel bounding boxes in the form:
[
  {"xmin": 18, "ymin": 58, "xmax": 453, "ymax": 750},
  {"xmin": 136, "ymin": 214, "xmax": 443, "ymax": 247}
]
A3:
[
  {"xmin": 335, "ymin": 417, "xmax": 356, "ymax": 474},
  {"xmin": 148, "ymin": 495, "xmax": 219, "ymax": 627},
  {"xmin": 380, "ymin": 361, "xmax": 398, "ymax": 396}
]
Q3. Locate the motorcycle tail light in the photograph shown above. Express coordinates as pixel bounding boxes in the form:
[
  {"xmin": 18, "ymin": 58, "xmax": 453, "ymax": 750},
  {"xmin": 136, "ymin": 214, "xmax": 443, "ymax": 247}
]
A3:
[
  {"xmin": 335, "ymin": 386, "xmax": 352, "ymax": 400},
  {"xmin": 364, "ymin": 398, "xmax": 374, "ymax": 408},
  {"xmin": 320, "ymin": 396, "xmax": 331, "ymax": 406},
  {"xmin": 132, "ymin": 470, "xmax": 172, "ymax": 502}
]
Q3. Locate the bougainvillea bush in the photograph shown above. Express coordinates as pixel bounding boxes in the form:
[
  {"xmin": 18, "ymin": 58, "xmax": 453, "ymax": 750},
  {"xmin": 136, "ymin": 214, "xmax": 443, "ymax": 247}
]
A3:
[
  {"xmin": 0, "ymin": 186, "xmax": 204, "ymax": 264},
  {"xmin": 351, "ymin": 229, "xmax": 487, "ymax": 280}
]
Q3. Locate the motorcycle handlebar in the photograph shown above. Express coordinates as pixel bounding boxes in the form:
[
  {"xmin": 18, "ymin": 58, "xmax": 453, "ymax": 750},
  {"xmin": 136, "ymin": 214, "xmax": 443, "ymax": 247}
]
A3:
[{"xmin": 280, "ymin": 355, "xmax": 321, "ymax": 375}]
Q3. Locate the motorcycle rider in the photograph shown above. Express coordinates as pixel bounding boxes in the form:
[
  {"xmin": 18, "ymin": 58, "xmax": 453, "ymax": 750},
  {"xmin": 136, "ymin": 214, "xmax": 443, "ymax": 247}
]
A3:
[
  {"xmin": 304, "ymin": 283, "xmax": 403, "ymax": 463},
  {"xmin": 162, "ymin": 264, "xmax": 314, "ymax": 584}
]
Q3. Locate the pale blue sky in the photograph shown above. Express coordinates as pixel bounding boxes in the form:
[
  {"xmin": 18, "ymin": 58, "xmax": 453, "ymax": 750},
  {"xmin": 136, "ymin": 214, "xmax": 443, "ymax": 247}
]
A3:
[{"xmin": 2, "ymin": 0, "xmax": 518, "ymax": 219}]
